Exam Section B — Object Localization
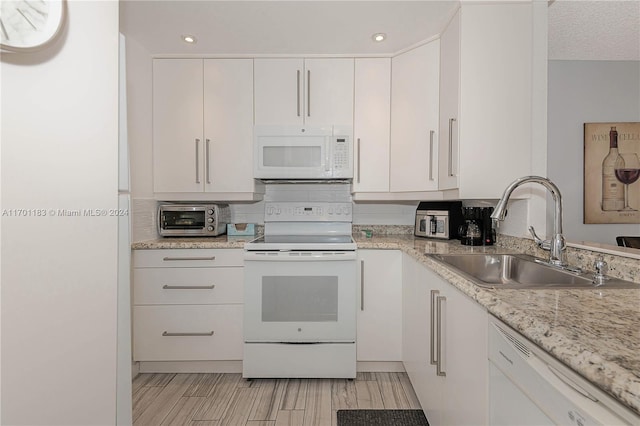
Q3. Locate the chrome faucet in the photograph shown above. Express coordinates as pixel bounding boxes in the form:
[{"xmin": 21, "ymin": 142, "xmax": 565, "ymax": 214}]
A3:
[{"xmin": 491, "ymin": 176, "xmax": 568, "ymax": 268}]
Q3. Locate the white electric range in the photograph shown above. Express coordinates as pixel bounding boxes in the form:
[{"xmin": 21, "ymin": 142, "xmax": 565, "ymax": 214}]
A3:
[{"xmin": 243, "ymin": 202, "xmax": 357, "ymax": 379}]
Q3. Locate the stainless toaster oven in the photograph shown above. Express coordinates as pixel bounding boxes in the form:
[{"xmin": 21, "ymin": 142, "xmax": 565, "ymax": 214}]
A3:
[
  {"xmin": 414, "ymin": 201, "xmax": 463, "ymax": 239},
  {"xmin": 158, "ymin": 204, "xmax": 230, "ymax": 237}
]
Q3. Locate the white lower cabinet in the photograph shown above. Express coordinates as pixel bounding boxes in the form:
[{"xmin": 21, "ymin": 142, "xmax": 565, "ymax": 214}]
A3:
[
  {"xmin": 356, "ymin": 250, "xmax": 402, "ymax": 361},
  {"xmin": 402, "ymin": 254, "xmax": 488, "ymax": 425},
  {"xmin": 132, "ymin": 249, "xmax": 244, "ymax": 362}
]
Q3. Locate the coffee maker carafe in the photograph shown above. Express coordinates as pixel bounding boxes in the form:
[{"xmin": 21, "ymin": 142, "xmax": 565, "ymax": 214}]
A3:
[{"xmin": 459, "ymin": 207, "xmax": 496, "ymax": 246}]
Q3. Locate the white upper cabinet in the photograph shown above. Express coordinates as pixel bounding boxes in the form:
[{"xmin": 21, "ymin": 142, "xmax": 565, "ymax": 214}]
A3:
[
  {"xmin": 457, "ymin": 3, "xmax": 534, "ymax": 198},
  {"xmin": 353, "ymin": 58, "xmax": 391, "ymax": 193},
  {"xmin": 153, "ymin": 59, "xmax": 259, "ymax": 200},
  {"xmin": 390, "ymin": 40, "xmax": 440, "ymax": 193},
  {"xmin": 203, "ymin": 59, "xmax": 254, "ymax": 193},
  {"xmin": 254, "ymin": 58, "xmax": 354, "ymax": 126},
  {"xmin": 153, "ymin": 59, "xmax": 204, "ymax": 193},
  {"xmin": 438, "ymin": 9, "xmax": 460, "ymax": 190}
]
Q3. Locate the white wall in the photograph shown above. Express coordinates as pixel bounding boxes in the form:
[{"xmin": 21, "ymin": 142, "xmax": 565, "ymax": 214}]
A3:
[
  {"xmin": 1, "ymin": 1, "xmax": 119, "ymax": 424},
  {"xmin": 548, "ymin": 60, "xmax": 640, "ymax": 246}
]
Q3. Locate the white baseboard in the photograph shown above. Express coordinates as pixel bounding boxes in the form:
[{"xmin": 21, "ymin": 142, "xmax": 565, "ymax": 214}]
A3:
[
  {"xmin": 357, "ymin": 361, "xmax": 405, "ymax": 372},
  {"xmin": 138, "ymin": 360, "xmax": 243, "ymax": 373},
  {"xmin": 135, "ymin": 360, "xmax": 403, "ymax": 374}
]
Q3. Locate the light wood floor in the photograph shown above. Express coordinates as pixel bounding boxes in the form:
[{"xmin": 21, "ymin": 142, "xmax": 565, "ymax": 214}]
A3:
[{"xmin": 133, "ymin": 372, "xmax": 422, "ymax": 426}]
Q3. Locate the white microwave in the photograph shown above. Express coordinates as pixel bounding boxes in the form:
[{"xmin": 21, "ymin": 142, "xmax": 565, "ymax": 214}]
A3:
[{"xmin": 253, "ymin": 125, "xmax": 353, "ymax": 180}]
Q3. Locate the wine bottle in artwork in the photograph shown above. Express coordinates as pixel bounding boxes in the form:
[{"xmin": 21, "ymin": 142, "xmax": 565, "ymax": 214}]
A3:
[{"xmin": 602, "ymin": 126, "xmax": 625, "ymax": 211}]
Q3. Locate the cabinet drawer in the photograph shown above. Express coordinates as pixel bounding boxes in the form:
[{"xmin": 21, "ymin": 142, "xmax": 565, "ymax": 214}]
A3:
[
  {"xmin": 134, "ymin": 267, "xmax": 243, "ymax": 305},
  {"xmin": 133, "ymin": 305, "xmax": 243, "ymax": 361},
  {"xmin": 133, "ymin": 249, "xmax": 243, "ymax": 268}
]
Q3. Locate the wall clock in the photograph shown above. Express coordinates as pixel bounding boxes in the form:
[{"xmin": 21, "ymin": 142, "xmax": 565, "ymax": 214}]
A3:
[{"xmin": 0, "ymin": 0, "xmax": 65, "ymax": 52}]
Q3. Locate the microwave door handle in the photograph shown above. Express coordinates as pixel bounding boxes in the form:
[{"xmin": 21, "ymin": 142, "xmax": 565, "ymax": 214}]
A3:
[
  {"xmin": 325, "ymin": 139, "xmax": 331, "ymax": 172},
  {"xmin": 297, "ymin": 70, "xmax": 301, "ymax": 117}
]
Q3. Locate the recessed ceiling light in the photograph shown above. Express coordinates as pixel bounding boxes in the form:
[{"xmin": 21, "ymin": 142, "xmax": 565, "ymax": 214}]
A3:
[
  {"xmin": 372, "ymin": 33, "xmax": 386, "ymax": 42},
  {"xmin": 182, "ymin": 34, "xmax": 197, "ymax": 44}
]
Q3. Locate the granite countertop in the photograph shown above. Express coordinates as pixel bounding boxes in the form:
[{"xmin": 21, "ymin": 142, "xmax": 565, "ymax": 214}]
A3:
[{"xmin": 132, "ymin": 234, "xmax": 640, "ymax": 416}]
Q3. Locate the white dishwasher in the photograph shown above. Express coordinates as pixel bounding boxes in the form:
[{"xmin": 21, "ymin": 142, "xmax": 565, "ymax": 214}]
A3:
[{"xmin": 488, "ymin": 316, "xmax": 639, "ymax": 426}]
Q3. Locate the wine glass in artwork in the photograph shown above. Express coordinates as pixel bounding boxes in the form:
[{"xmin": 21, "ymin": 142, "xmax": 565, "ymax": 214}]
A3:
[{"xmin": 614, "ymin": 153, "xmax": 640, "ymax": 211}]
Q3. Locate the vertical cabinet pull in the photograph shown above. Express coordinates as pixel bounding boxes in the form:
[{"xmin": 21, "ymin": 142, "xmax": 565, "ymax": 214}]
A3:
[
  {"xmin": 430, "ymin": 289, "xmax": 439, "ymax": 365},
  {"xmin": 436, "ymin": 295, "xmax": 447, "ymax": 377},
  {"xmin": 356, "ymin": 138, "xmax": 361, "ymax": 183},
  {"xmin": 448, "ymin": 118, "xmax": 456, "ymax": 177},
  {"xmin": 195, "ymin": 138, "xmax": 201, "ymax": 184},
  {"xmin": 205, "ymin": 139, "xmax": 211, "ymax": 184},
  {"xmin": 307, "ymin": 70, "xmax": 311, "ymax": 117},
  {"xmin": 429, "ymin": 130, "xmax": 435, "ymax": 181},
  {"xmin": 296, "ymin": 70, "xmax": 301, "ymax": 117},
  {"xmin": 360, "ymin": 260, "xmax": 365, "ymax": 311}
]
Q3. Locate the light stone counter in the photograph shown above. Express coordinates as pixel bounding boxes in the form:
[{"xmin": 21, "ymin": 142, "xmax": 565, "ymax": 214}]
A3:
[{"xmin": 133, "ymin": 233, "xmax": 640, "ymax": 416}]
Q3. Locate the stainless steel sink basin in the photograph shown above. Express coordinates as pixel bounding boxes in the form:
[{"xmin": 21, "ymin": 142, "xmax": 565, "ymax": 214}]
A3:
[{"xmin": 428, "ymin": 253, "xmax": 639, "ymax": 289}]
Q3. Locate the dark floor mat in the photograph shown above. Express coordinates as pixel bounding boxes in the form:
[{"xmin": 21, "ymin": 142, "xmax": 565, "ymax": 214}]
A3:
[{"xmin": 337, "ymin": 409, "xmax": 429, "ymax": 426}]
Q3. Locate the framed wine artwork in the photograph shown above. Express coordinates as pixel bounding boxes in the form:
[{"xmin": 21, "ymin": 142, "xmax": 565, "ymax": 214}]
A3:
[{"xmin": 584, "ymin": 122, "xmax": 640, "ymax": 224}]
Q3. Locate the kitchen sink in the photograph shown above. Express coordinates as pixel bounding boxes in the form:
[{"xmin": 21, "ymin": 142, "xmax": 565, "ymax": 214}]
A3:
[{"xmin": 428, "ymin": 253, "xmax": 640, "ymax": 289}]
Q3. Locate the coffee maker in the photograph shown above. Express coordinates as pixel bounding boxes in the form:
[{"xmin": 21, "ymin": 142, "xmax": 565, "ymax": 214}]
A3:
[{"xmin": 459, "ymin": 207, "xmax": 496, "ymax": 246}]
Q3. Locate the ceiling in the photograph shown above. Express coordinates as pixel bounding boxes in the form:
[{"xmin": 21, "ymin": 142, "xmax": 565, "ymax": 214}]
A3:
[
  {"xmin": 120, "ymin": 0, "xmax": 640, "ymax": 60},
  {"xmin": 120, "ymin": 1, "xmax": 458, "ymax": 56}
]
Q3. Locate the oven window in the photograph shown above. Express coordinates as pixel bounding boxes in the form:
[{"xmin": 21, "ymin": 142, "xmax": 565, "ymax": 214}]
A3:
[
  {"xmin": 262, "ymin": 276, "xmax": 338, "ymax": 322},
  {"xmin": 263, "ymin": 146, "xmax": 321, "ymax": 167},
  {"xmin": 162, "ymin": 211, "xmax": 205, "ymax": 229}
]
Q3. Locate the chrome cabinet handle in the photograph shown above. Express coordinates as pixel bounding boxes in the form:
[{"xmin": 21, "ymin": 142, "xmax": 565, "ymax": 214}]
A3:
[
  {"xmin": 297, "ymin": 70, "xmax": 301, "ymax": 117},
  {"xmin": 162, "ymin": 331, "xmax": 214, "ymax": 337},
  {"xmin": 429, "ymin": 130, "xmax": 435, "ymax": 181},
  {"xmin": 307, "ymin": 69, "xmax": 311, "ymax": 117},
  {"xmin": 162, "ymin": 256, "xmax": 216, "ymax": 261},
  {"xmin": 448, "ymin": 118, "xmax": 456, "ymax": 177},
  {"xmin": 356, "ymin": 138, "xmax": 361, "ymax": 183},
  {"xmin": 205, "ymin": 139, "xmax": 211, "ymax": 184},
  {"xmin": 360, "ymin": 260, "xmax": 365, "ymax": 311},
  {"xmin": 162, "ymin": 285, "xmax": 215, "ymax": 290},
  {"xmin": 430, "ymin": 289, "xmax": 439, "ymax": 365},
  {"xmin": 195, "ymin": 138, "xmax": 201, "ymax": 184},
  {"xmin": 436, "ymin": 295, "xmax": 446, "ymax": 377}
]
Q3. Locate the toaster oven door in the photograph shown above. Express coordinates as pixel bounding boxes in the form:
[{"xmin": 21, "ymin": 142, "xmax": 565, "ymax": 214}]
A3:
[{"xmin": 159, "ymin": 206, "xmax": 207, "ymax": 236}]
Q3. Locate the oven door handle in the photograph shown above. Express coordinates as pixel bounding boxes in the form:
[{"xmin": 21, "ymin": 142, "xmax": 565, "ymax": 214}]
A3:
[{"xmin": 244, "ymin": 251, "xmax": 357, "ymax": 261}]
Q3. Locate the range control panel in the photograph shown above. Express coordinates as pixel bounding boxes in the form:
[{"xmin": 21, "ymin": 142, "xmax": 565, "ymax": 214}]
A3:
[{"xmin": 264, "ymin": 202, "xmax": 352, "ymax": 222}]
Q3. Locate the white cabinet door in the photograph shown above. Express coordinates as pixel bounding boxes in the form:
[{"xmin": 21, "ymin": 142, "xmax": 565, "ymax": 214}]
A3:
[
  {"xmin": 438, "ymin": 9, "xmax": 460, "ymax": 190},
  {"xmin": 254, "ymin": 58, "xmax": 354, "ymax": 126},
  {"xmin": 403, "ymin": 254, "xmax": 488, "ymax": 426},
  {"xmin": 203, "ymin": 59, "xmax": 254, "ymax": 193},
  {"xmin": 390, "ymin": 40, "xmax": 440, "ymax": 192},
  {"xmin": 402, "ymin": 255, "xmax": 444, "ymax": 425},
  {"xmin": 356, "ymin": 250, "xmax": 402, "ymax": 362},
  {"xmin": 440, "ymin": 276, "xmax": 488, "ymax": 425},
  {"xmin": 304, "ymin": 58, "xmax": 354, "ymax": 126},
  {"xmin": 254, "ymin": 58, "xmax": 304, "ymax": 125},
  {"xmin": 153, "ymin": 59, "xmax": 204, "ymax": 193},
  {"xmin": 458, "ymin": 3, "xmax": 533, "ymax": 198},
  {"xmin": 353, "ymin": 58, "xmax": 391, "ymax": 193}
]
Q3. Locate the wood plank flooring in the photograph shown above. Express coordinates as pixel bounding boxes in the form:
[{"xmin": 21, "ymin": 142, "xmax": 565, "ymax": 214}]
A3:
[{"xmin": 133, "ymin": 372, "xmax": 422, "ymax": 426}]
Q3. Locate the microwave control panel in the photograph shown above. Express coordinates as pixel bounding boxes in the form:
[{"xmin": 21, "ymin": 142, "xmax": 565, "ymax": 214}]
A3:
[{"xmin": 333, "ymin": 136, "xmax": 350, "ymax": 171}]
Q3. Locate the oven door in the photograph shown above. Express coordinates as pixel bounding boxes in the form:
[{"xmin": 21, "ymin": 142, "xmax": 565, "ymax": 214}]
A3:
[
  {"xmin": 244, "ymin": 251, "xmax": 357, "ymax": 343},
  {"xmin": 158, "ymin": 206, "xmax": 206, "ymax": 236}
]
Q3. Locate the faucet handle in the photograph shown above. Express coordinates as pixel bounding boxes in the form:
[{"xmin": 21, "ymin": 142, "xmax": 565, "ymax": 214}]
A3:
[
  {"xmin": 593, "ymin": 256, "xmax": 608, "ymax": 286},
  {"xmin": 529, "ymin": 226, "xmax": 551, "ymax": 251},
  {"xmin": 594, "ymin": 256, "xmax": 608, "ymax": 275}
]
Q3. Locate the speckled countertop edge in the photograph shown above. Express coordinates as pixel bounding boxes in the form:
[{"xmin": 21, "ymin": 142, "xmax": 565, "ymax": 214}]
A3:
[{"xmin": 133, "ymin": 234, "xmax": 640, "ymax": 416}]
